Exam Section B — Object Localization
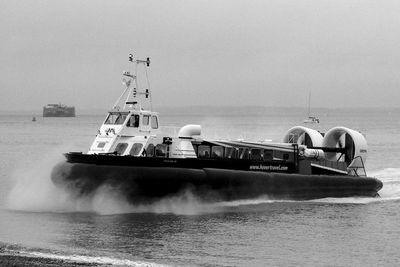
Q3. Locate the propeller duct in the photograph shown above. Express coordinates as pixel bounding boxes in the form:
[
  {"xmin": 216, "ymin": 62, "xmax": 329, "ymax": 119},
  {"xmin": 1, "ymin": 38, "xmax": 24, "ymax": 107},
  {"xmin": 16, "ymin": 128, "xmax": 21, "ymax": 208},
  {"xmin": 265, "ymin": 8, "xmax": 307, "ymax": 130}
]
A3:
[
  {"xmin": 322, "ymin": 127, "xmax": 367, "ymax": 166},
  {"xmin": 283, "ymin": 126, "xmax": 324, "ymax": 147}
]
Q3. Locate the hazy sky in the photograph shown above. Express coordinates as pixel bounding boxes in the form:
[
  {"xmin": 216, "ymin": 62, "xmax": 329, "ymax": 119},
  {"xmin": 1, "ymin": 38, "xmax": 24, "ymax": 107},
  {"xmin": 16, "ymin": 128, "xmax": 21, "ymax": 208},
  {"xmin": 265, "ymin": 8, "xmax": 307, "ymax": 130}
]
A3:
[{"xmin": 1, "ymin": 0, "xmax": 400, "ymax": 111}]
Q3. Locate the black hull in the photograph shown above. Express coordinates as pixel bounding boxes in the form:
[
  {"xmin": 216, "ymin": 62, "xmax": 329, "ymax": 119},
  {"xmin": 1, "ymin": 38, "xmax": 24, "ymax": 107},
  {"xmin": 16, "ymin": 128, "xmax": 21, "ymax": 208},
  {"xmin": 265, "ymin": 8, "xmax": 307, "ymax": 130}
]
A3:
[{"xmin": 51, "ymin": 158, "xmax": 383, "ymax": 204}]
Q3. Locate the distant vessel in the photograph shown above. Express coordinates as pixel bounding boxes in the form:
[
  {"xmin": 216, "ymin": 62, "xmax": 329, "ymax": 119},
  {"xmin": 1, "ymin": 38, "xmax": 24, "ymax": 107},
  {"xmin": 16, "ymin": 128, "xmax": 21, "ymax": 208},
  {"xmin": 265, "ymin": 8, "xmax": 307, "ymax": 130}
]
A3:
[
  {"xmin": 43, "ymin": 103, "xmax": 75, "ymax": 117},
  {"xmin": 304, "ymin": 116, "xmax": 319, "ymax": 124},
  {"xmin": 32, "ymin": 116, "xmax": 36, "ymax": 122},
  {"xmin": 303, "ymin": 92, "xmax": 319, "ymax": 124}
]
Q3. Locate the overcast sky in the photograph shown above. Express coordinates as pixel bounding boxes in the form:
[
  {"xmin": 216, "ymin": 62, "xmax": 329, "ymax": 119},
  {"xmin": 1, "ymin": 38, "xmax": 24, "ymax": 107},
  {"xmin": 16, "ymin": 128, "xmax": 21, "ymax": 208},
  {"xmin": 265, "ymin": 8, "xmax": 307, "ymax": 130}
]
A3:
[{"xmin": 1, "ymin": 0, "xmax": 399, "ymax": 111}]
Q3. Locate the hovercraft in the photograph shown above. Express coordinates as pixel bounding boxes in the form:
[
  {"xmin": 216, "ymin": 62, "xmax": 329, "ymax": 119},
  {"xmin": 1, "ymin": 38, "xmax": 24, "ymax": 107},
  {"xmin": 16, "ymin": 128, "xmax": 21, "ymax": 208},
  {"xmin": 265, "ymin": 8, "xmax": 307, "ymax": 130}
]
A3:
[{"xmin": 51, "ymin": 54, "xmax": 383, "ymax": 204}]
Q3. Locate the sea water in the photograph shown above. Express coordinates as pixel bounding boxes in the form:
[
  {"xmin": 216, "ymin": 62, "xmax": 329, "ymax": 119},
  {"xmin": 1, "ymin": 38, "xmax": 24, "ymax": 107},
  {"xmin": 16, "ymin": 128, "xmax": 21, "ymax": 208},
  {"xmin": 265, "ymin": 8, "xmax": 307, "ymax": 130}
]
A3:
[{"xmin": 0, "ymin": 107, "xmax": 399, "ymax": 267}]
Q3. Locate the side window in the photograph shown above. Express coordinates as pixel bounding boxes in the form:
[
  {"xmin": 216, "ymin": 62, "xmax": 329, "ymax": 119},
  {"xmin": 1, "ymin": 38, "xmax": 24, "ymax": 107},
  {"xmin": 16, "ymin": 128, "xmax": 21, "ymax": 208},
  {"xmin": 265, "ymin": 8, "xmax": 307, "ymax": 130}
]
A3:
[
  {"xmin": 146, "ymin": 143, "xmax": 155, "ymax": 157},
  {"xmin": 251, "ymin": 149, "xmax": 262, "ymax": 160},
  {"xmin": 224, "ymin": 147, "xmax": 237, "ymax": 159},
  {"xmin": 151, "ymin": 116, "xmax": 158, "ymax": 129},
  {"xmin": 211, "ymin": 146, "xmax": 224, "ymax": 158},
  {"xmin": 239, "ymin": 148, "xmax": 249, "ymax": 159},
  {"xmin": 127, "ymin": 115, "xmax": 140, "ymax": 127},
  {"xmin": 129, "ymin": 143, "xmax": 143, "ymax": 156},
  {"xmin": 143, "ymin": 115, "xmax": 150, "ymax": 126},
  {"xmin": 115, "ymin": 143, "xmax": 128, "ymax": 155},
  {"xmin": 155, "ymin": 144, "xmax": 167, "ymax": 157},
  {"xmin": 198, "ymin": 145, "xmax": 210, "ymax": 158},
  {"xmin": 97, "ymin": 142, "xmax": 106, "ymax": 148},
  {"xmin": 264, "ymin": 150, "xmax": 273, "ymax": 161}
]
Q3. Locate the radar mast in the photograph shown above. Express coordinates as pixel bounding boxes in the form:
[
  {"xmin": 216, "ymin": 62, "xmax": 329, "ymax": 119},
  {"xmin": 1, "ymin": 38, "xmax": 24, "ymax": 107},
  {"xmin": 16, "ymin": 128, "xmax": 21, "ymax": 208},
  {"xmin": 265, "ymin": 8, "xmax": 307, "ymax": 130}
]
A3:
[{"xmin": 111, "ymin": 54, "xmax": 152, "ymax": 112}]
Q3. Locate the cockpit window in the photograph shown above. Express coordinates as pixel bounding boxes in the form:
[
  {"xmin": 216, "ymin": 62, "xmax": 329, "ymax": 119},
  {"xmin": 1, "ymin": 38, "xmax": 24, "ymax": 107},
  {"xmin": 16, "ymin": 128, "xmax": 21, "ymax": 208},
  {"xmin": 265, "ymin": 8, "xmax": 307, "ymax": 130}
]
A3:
[{"xmin": 105, "ymin": 113, "xmax": 128, "ymax": 125}]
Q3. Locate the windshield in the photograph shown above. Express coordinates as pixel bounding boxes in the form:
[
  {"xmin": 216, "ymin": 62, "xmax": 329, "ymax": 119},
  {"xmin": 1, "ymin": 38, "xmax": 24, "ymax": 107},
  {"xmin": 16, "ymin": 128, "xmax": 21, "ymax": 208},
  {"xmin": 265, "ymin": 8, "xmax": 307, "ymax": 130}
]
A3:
[{"xmin": 104, "ymin": 112, "xmax": 128, "ymax": 125}]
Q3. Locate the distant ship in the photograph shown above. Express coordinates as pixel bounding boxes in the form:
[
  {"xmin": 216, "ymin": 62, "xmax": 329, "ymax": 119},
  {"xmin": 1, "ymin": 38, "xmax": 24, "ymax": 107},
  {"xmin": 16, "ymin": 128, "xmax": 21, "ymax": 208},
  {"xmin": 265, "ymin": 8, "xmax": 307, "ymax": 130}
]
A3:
[{"xmin": 43, "ymin": 103, "xmax": 75, "ymax": 117}]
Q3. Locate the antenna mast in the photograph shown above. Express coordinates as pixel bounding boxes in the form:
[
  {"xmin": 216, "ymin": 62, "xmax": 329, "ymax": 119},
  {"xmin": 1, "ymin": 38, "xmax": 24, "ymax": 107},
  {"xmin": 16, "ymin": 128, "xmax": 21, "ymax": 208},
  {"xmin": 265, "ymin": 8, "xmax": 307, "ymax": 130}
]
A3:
[{"xmin": 112, "ymin": 53, "xmax": 152, "ymax": 111}]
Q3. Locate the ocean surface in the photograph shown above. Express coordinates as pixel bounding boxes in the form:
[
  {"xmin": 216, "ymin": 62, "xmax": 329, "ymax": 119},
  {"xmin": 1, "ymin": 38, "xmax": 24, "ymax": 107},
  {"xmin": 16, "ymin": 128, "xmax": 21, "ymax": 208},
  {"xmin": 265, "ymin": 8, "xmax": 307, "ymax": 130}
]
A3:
[{"xmin": 0, "ymin": 107, "xmax": 399, "ymax": 266}]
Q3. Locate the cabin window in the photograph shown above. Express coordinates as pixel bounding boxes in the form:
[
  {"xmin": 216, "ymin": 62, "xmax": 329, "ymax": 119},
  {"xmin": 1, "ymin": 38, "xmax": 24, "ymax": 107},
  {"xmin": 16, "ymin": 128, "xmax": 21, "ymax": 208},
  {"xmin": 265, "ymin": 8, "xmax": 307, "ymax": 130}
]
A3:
[
  {"xmin": 211, "ymin": 146, "xmax": 224, "ymax": 158},
  {"xmin": 251, "ymin": 149, "xmax": 262, "ymax": 160},
  {"xmin": 105, "ymin": 113, "xmax": 128, "ymax": 125},
  {"xmin": 127, "ymin": 114, "xmax": 140, "ymax": 127},
  {"xmin": 143, "ymin": 115, "xmax": 150, "ymax": 126},
  {"xmin": 224, "ymin": 147, "xmax": 236, "ymax": 159},
  {"xmin": 151, "ymin": 116, "xmax": 158, "ymax": 129},
  {"xmin": 146, "ymin": 143, "xmax": 155, "ymax": 157},
  {"xmin": 97, "ymin": 142, "xmax": 106, "ymax": 148},
  {"xmin": 239, "ymin": 148, "xmax": 249, "ymax": 159},
  {"xmin": 198, "ymin": 145, "xmax": 210, "ymax": 158},
  {"xmin": 264, "ymin": 150, "xmax": 273, "ymax": 161},
  {"xmin": 115, "ymin": 143, "xmax": 128, "ymax": 155},
  {"xmin": 129, "ymin": 143, "xmax": 143, "ymax": 156},
  {"xmin": 272, "ymin": 150, "xmax": 291, "ymax": 161},
  {"xmin": 155, "ymin": 144, "xmax": 167, "ymax": 157}
]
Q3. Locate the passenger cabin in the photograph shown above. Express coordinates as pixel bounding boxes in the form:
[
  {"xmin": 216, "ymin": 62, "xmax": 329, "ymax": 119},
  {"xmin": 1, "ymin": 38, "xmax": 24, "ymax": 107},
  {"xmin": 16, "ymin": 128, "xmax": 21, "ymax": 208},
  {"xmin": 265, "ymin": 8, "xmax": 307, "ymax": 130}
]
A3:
[{"xmin": 168, "ymin": 139, "xmax": 298, "ymax": 163}]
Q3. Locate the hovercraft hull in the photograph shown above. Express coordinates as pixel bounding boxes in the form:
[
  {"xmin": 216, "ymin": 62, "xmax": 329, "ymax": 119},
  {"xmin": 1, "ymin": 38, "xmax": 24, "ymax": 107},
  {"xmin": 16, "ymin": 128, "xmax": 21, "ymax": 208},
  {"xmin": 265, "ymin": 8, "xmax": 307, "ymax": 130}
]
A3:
[{"xmin": 51, "ymin": 161, "xmax": 383, "ymax": 204}]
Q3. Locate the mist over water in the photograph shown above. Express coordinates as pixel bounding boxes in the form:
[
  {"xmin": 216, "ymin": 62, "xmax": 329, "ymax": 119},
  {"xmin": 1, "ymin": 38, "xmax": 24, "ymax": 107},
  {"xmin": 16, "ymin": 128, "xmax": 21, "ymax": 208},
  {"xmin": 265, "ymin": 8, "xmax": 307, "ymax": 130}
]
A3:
[
  {"xmin": 5, "ymin": 149, "xmax": 220, "ymax": 215},
  {"xmin": 6, "ymin": 154, "xmax": 70, "ymax": 212}
]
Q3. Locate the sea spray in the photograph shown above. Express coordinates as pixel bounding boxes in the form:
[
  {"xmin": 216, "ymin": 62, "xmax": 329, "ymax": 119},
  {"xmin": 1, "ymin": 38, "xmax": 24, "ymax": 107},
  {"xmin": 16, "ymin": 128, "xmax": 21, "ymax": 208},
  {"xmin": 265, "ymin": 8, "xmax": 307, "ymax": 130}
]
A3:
[
  {"xmin": 134, "ymin": 189, "xmax": 222, "ymax": 215},
  {"xmin": 91, "ymin": 187, "xmax": 216, "ymax": 215},
  {"xmin": 5, "ymin": 152, "xmax": 73, "ymax": 212},
  {"xmin": 5, "ymin": 150, "xmax": 220, "ymax": 215}
]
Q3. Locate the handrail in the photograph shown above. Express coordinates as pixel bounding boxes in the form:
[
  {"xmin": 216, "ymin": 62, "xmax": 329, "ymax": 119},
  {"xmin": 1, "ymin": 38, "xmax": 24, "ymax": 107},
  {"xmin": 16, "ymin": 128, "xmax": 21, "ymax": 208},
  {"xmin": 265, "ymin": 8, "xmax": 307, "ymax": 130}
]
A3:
[{"xmin": 347, "ymin": 156, "xmax": 367, "ymax": 177}]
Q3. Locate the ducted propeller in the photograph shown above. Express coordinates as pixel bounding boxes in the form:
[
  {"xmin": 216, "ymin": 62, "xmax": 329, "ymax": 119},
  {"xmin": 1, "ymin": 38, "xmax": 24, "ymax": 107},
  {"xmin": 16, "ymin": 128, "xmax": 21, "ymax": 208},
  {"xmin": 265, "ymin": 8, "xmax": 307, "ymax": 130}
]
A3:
[{"xmin": 322, "ymin": 127, "xmax": 367, "ymax": 166}]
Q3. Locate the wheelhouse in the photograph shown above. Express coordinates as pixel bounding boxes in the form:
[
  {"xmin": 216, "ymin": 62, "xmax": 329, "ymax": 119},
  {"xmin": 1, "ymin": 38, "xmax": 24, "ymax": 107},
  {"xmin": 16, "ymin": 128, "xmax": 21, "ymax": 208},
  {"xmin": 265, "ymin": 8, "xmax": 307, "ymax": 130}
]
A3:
[{"xmin": 102, "ymin": 111, "xmax": 159, "ymax": 129}]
